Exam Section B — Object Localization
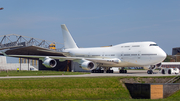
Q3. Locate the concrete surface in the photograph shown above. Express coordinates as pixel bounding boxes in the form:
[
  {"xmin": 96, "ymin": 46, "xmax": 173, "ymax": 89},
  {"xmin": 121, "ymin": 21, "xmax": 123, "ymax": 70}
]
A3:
[{"xmin": 0, "ymin": 70, "xmax": 178, "ymax": 79}]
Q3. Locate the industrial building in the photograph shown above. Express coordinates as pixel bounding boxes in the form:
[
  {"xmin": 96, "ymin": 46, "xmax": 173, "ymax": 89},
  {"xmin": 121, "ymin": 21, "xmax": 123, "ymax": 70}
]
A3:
[
  {"xmin": 0, "ymin": 56, "xmax": 37, "ymax": 71},
  {"xmin": 172, "ymin": 47, "xmax": 180, "ymax": 62},
  {"xmin": 0, "ymin": 34, "xmax": 89, "ymax": 72}
]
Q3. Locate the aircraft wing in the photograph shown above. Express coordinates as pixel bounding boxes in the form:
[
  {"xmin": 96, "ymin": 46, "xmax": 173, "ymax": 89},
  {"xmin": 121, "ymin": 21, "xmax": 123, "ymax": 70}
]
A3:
[{"xmin": 7, "ymin": 55, "xmax": 121, "ymax": 64}]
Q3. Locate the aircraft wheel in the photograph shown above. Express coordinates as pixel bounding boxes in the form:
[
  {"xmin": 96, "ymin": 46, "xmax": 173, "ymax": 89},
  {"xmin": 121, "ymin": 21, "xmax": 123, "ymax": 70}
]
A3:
[
  {"xmin": 110, "ymin": 70, "xmax": 113, "ymax": 73},
  {"xmin": 119, "ymin": 70, "xmax": 127, "ymax": 73},
  {"xmin": 162, "ymin": 69, "xmax": 165, "ymax": 74},
  {"xmin": 106, "ymin": 70, "xmax": 113, "ymax": 73},
  {"xmin": 147, "ymin": 70, "xmax": 149, "ymax": 74},
  {"xmin": 168, "ymin": 69, "xmax": 171, "ymax": 74},
  {"xmin": 147, "ymin": 70, "xmax": 153, "ymax": 74}
]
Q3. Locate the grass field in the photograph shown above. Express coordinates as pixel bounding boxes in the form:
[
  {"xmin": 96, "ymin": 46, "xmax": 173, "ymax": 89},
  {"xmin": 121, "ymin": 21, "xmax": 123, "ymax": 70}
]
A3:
[
  {"xmin": 0, "ymin": 76, "xmax": 179, "ymax": 100},
  {"xmin": 0, "ymin": 70, "xmax": 90, "ymax": 76},
  {"xmin": 0, "ymin": 77, "xmax": 130, "ymax": 100}
]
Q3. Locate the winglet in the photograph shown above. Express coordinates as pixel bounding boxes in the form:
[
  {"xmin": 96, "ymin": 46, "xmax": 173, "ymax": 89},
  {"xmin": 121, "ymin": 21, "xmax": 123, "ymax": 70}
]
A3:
[{"xmin": 61, "ymin": 24, "xmax": 78, "ymax": 49}]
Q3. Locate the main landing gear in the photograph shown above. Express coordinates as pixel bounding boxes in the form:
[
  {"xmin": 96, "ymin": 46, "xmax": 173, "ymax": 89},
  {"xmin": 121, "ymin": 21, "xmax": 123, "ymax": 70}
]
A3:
[
  {"xmin": 91, "ymin": 67, "xmax": 104, "ymax": 73},
  {"xmin": 91, "ymin": 67, "xmax": 113, "ymax": 73},
  {"xmin": 91, "ymin": 67, "xmax": 127, "ymax": 73},
  {"xmin": 119, "ymin": 67, "xmax": 127, "ymax": 73},
  {"xmin": 91, "ymin": 69, "xmax": 104, "ymax": 73},
  {"xmin": 119, "ymin": 70, "xmax": 127, "ymax": 73},
  {"xmin": 106, "ymin": 69, "xmax": 113, "ymax": 73}
]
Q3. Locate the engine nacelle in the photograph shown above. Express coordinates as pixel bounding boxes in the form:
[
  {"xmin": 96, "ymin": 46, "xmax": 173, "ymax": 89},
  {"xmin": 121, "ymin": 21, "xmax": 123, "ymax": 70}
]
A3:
[
  {"xmin": 80, "ymin": 61, "xmax": 96, "ymax": 70},
  {"xmin": 42, "ymin": 57, "xmax": 57, "ymax": 68}
]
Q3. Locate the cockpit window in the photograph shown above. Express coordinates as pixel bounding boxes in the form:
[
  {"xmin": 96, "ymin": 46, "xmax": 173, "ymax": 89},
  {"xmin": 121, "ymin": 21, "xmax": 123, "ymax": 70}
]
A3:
[{"xmin": 150, "ymin": 44, "xmax": 158, "ymax": 46}]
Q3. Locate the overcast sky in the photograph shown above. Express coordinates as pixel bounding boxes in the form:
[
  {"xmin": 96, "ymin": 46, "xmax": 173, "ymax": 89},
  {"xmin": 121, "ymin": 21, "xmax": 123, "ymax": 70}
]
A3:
[{"xmin": 1, "ymin": 0, "xmax": 180, "ymax": 62}]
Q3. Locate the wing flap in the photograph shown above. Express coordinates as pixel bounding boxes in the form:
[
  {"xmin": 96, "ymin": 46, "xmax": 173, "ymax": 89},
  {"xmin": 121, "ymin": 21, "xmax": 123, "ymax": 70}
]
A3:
[{"xmin": 37, "ymin": 49, "xmax": 70, "ymax": 56}]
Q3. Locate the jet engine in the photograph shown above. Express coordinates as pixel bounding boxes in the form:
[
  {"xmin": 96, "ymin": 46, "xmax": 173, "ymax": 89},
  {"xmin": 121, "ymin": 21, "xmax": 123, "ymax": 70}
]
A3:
[
  {"xmin": 80, "ymin": 60, "xmax": 96, "ymax": 70},
  {"xmin": 42, "ymin": 57, "xmax": 57, "ymax": 68}
]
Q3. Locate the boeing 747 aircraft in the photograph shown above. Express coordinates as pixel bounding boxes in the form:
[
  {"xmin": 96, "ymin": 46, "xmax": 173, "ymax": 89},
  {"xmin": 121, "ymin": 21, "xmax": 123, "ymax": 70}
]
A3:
[{"xmin": 2, "ymin": 24, "xmax": 167, "ymax": 74}]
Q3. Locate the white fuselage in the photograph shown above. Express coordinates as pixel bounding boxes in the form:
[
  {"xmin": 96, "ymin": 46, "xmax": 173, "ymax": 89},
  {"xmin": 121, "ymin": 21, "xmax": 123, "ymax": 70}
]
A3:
[{"xmin": 63, "ymin": 41, "xmax": 166, "ymax": 68}]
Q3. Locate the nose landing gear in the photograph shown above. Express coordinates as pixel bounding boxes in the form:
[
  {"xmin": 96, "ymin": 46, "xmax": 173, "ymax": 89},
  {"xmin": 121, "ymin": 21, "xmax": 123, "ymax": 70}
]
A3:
[
  {"xmin": 147, "ymin": 70, "xmax": 153, "ymax": 74},
  {"xmin": 147, "ymin": 63, "xmax": 162, "ymax": 74}
]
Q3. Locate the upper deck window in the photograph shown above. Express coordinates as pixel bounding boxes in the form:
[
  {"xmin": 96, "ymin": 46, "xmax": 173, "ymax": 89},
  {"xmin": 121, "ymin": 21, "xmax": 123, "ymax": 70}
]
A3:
[{"xmin": 150, "ymin": 44, "xmax": 158, "ymax": 46}]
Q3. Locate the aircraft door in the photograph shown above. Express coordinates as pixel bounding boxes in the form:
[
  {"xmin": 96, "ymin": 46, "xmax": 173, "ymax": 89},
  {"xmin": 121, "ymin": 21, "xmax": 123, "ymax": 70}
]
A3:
[
  {"xmin": 88, "ymin": 52, "xmax": 90, "ymax": 57},
  {"xmin": 121, "ymin": 52, "xmax": 124, "ymax": 60},
  {"xmin": 138, "ymin": 51, "xmax": 141, "ymax": 59}
]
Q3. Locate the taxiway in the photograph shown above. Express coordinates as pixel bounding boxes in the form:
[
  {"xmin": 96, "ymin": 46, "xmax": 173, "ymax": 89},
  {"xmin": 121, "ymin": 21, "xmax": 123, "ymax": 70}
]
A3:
[{"xmin": 0, "ymin": 70, "xmax": 178, "ymax": 79}]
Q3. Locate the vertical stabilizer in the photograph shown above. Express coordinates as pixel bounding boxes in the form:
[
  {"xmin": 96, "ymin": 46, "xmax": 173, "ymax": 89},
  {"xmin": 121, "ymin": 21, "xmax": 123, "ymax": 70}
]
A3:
[{"xmin": 61, "ymin": 24, "xmax": 78, "ymax": 49}]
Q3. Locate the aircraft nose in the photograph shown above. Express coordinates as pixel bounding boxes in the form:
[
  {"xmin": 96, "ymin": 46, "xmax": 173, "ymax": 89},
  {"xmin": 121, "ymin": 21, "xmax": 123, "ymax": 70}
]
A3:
[{"xmin": 158, "ymin": 49, "xmax": 167, "ymax": 61}]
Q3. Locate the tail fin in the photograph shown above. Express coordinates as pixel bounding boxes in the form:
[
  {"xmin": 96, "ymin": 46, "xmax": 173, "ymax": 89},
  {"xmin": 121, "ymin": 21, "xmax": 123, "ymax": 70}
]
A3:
[{"xmin": 61, "ymin": 24, "xmax": 78, "ymax": 49}]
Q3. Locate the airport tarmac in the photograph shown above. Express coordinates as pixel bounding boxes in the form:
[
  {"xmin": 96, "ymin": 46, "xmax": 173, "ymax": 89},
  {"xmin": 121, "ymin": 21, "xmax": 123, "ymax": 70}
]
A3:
[{"xmin": 0, "ymin": 70, "xmax": 178, "ymax": 79}]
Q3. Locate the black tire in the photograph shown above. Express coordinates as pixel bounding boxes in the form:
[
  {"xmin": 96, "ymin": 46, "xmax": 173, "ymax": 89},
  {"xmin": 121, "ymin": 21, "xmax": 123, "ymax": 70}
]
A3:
[
  {"xmin": 119, "ymin": 70, "xmax": 125, "ymax": 73},
  {"xmin": 124, "ymin": 70, "xmax": 127, "ymax": 73},
  {"xmin": 168, "ymin": 69, "xmax": 171, "ymax": 74},
  {"xmin": 147, "ymin": 70, "xmax": 150, "ymax": 74},
  {"xmin": 147, "ymin": 70, "xmax": 153, "ymax": 74},
  {"xmin": 162, "ymin": 69, "xmax": 165, "ymax": 74}
]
